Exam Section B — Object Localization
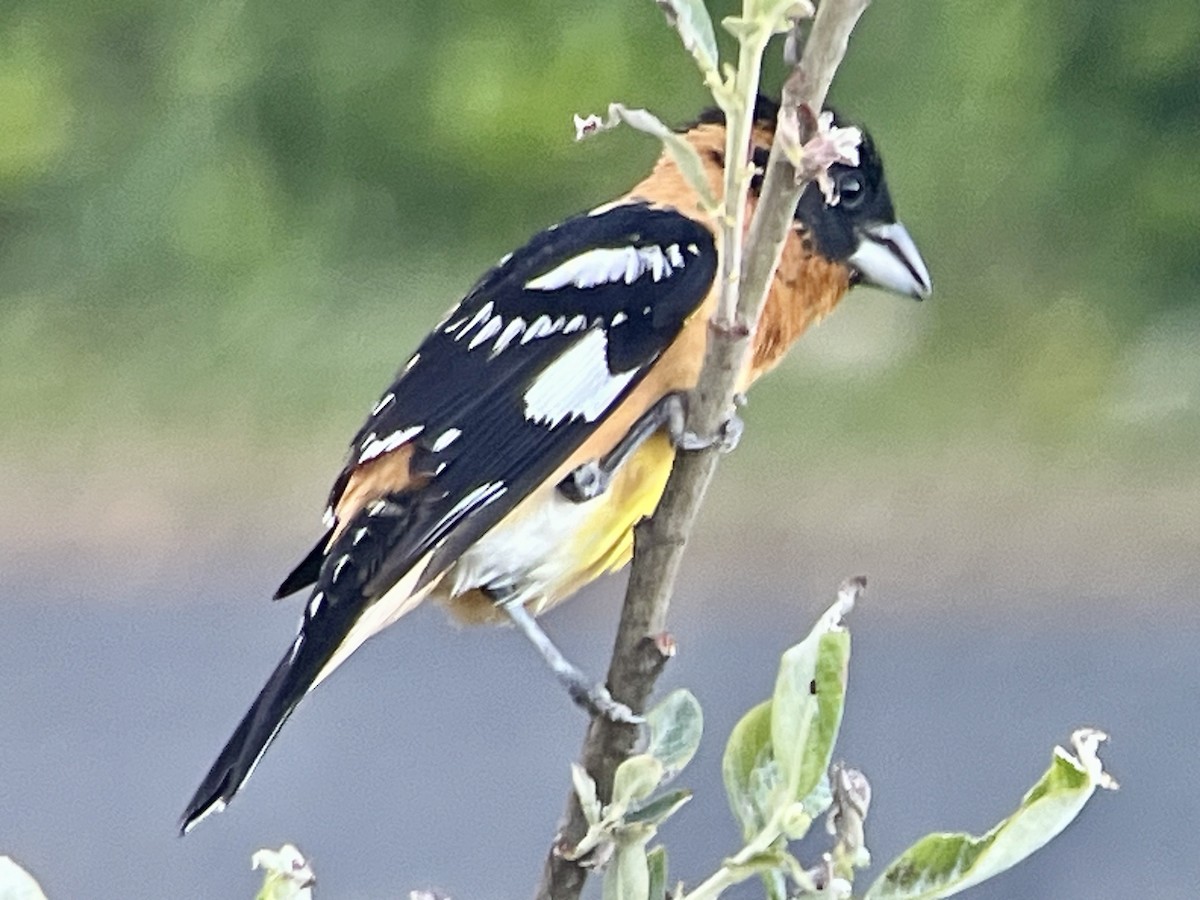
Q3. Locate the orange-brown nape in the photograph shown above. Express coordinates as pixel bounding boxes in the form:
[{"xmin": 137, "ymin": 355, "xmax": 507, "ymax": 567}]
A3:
[{"xmin": 623, "ymin": 113, "xmax": 855, "ymax": 389}]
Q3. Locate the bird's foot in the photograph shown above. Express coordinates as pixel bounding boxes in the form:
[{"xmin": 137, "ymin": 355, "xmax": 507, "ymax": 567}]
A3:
[
  {"xmin": 558, "ymin": 461, "xmax": 610, "ymax": 503},
  {"xmin": 566, "ymin": 677, "xmax": 642, "ymax": 725},
  {"xmin": 673, "ymin": 408, "xmax": 744, "ymax": 454}
]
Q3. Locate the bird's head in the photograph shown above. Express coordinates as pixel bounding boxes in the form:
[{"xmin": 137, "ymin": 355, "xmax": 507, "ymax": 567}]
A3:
[{"xmin": 698, "ymin": 96, "xmax": 932, "ymax": 301}]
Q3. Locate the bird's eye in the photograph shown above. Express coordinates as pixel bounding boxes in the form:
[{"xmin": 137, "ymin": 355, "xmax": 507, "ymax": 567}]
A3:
[{"xmin": 837, "ymin": 172, "xmax": 865, "ymax": 209}]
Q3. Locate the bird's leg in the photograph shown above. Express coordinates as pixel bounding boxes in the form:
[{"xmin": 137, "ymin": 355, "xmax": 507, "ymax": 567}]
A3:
[
  {"xmin": 499, "ymin": 595, "xmax": 641, "ymax": 724},
  {"xmin": 558, "ymin": 392, "xmax": 744, "ymax": 503}
]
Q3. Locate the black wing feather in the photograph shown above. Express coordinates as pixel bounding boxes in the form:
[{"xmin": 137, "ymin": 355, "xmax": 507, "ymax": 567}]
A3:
[
  {"xmin": 186, "ymin": 203, "xmax": 716, "ymax": 832},
  {"xmin": 328, "ymin": 202, "xmax": 717, "ymax": 592}
]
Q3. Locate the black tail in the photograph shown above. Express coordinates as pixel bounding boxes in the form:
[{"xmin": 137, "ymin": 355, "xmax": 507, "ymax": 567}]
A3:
[
  {"xmin": 273, "ymin": 528, "xmax": 332, "ymax": 600},
  {"xmin": 182, "ymin": 502, "xmax": 425, "ymax": 833},
  {"xmin": 180, "ymin": 636, "xmax": 311, "ymax": 834}
]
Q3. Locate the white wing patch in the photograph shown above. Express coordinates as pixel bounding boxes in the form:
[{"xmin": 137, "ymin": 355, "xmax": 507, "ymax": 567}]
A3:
[
  {"xmin": 370, "ymin": 392, "xmax": 395, "ymax": 416},
  {"xmin": 467, "ymin": 314, "xmax": 503, "ymax": 350},
  {"xmin": 521, "ymin": 315, "xmax": 566, "ymax": 344},
  {"xmin": 430, "ymin": 427, "xmax": 462, "ymax": 452},
  {"xmin": 525, "ymin": 244, "xmax": 686, "ymax": 291},
  {"xmin": 448, "ymin": 301, "xmax": 579, "ymax": 357},
  {"xmin": 359, "ymin": 425, "xmax": 424, "ymax": 463},
  {"xmin": 453, "ymin": 301, "xmax": 495, "ymax": 341},
  {"xmin": 492, "ymin": 317, "xmax": 527, "ymax": 355},
  {"xmin": 523, "ymin": 329, "xmax": 637, "ymax": 427}
]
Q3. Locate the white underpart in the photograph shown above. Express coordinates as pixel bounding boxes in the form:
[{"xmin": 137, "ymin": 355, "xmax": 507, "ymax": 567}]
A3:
[
  {"xmin": 359, "ymin": 425, "xmax": 424, "ymax": 463},
  {"xmin": 448, "ymin": 484, "xmax": 601, "ymax": 610},
  {"xmin": 431, "ymin": 427, "xmax": 462, "ymax": 452},
  {"xmin": 310, "ymin": 562, "xmax": 436, "ymax": 690},
  {"xmin": 525, "ymin": 244, "xmax": 684, "ymax": 291},
  {"xmin": 523, "ymin": 329, "xmax": 637, "ymax": 427}
]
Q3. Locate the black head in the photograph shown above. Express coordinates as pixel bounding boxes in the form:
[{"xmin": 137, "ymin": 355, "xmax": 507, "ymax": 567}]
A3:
[
  {"xmin": 714, "ymin": 97, "xmax": 931, "ymax": 299},
  {"xmin": 792, "ymin": 116, "xmax": 930, "ymax": 299}
]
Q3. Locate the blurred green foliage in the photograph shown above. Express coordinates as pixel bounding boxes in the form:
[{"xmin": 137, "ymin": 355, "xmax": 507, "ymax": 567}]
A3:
[{"xmin": 1, "ymin": 0, "xmax": 1196, "ymax": 477}]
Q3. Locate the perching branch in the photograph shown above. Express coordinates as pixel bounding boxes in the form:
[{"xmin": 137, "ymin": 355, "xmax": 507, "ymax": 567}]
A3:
[{"xmin": 536, "ymin": 2, "xmax": 872, "ymax": 898}]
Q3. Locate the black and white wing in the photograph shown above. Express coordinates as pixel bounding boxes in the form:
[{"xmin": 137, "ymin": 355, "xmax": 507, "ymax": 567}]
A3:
[
  {"xmin": 178, "ymin": 203, "xmax": 716, "ymax": 832},
  {"xmin": 293, "ymin": 201, "xmax": 718, "ymax": 596}
]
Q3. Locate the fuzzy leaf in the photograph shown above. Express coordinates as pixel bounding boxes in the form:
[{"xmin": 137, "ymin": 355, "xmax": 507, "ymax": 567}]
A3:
[
  {"xmin": 252, "ymin": 845, "xmax": 314, "ymax": 900},
  {"xmin": 645, "ymin": 689, "xmax": 704, "ymax": 783},
  {"xmin": 865, "ymin": 729, "xmax": 1117, "ymax": 900},
  {"xmin": 627, "ymin": 788, "xmax": 693, "ymax": 827},
  {"xmin": 770, "ymin": 593, "xmax": 853, "ymax": 804},
  {"xmin": 574, "ymin": 104, "xmax": 717, "ymax": 210},
  {"xmin": 647, "ymin": 846, "xmax": 668, "ymax": 900},
  {"xmin": 604, "ymin": 838, "xmax": 652, "ymax": 900},
  {"xmin": 613, "ymin": 754, "xmax": 666, "ymax": 810},
  {"xmin": 744, "ymin": 0, "xmax": 815, "ymax": 27},
  {"xmin": 657, "ymin": 0, "xmax": 720, "ymax": 77},
  {"xmin": 722, "ymin": 699, "xmax": 778, "ymax": 839},
  {"xmin": 572, "ymin": 762, "xmax": 603, "ymax": 825}
]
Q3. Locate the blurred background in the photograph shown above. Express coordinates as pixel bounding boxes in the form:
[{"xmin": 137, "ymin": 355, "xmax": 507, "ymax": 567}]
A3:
[{"xmin": 2, "ymin": 0, "xmax": 1197, "ymax": 897}]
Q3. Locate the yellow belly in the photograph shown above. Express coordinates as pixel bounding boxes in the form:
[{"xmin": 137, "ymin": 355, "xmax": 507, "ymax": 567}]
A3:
[
  {"xmin": 437, "ymin": 432, "xmax": 676, "ymax": 624},
  {"xmin": 558, "ymin": 431, "xmax": 676, "ymax": 595}
]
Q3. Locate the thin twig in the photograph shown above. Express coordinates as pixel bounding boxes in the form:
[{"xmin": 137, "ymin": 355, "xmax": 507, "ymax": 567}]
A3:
[{"xmin": 536, "ymin": 3, "xmax": 871, "ymax": 898}]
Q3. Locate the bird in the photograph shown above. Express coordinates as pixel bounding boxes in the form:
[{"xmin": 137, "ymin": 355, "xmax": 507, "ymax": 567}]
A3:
[{"xmin": 180, "ymin": 95, "xmax": 931, "ymax": 833}]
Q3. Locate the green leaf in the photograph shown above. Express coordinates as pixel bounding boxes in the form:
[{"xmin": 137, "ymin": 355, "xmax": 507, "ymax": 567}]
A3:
[
  {"xmin": 613, "ymin": 754, "xmax": 666, "ymax": 810},
  {"xmin": 604, "ymin": 837, "xmax": 652, "ymax": 900},
  {"xmin": 575, "ymin": 104, "xmax": 718, "ymax": 210},
  {"xmin": 626, "ymin": 788, "xmax": 693, "ymax": 827},
  {"xmin": 0, "ymin": 857, "xmax": 49, "ymax": 900},
  {"xmin": 770, "ymin": 593, "xmax": 853, "ymax": 803},
  {"xmin": 657, "ymin": 0, "xmax": 720, "ymax": 78},
  {"xmin": 647, "ymin": 845, "xmax": 668, "ymax": 900},
  {"xmin": 865, "ymin": 729, "xmax": 1118, "ymax": 900},
  {"xmin": 721, "ymin": 699, "xmax": 777, "ymax": 839},
  {"xmin": 645, "ymin": 689, "xmax": 704, "ymax": 783},
  {"xmin": 800, "ymin": 770, "xmax": 834, "ymax": 820},
  {"xmin": 572, "ymin": 762, "xmax": 603, "ymax": 826},
  {"xmin": 743, "ymin": 0, "xmax": 814, "ymax": 28}
]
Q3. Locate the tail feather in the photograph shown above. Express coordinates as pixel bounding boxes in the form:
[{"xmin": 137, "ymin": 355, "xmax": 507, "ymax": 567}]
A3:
[
  {"xmin": 182, "ymin": 503, "xmax": 441, "ymax": 834},
  {"xmin": 180, "ymin": 636, "xmax": 311, "ymax": 834},
  {"xmin": 273, "ymin": 529, "xmax": 333, "ymax": 600}
]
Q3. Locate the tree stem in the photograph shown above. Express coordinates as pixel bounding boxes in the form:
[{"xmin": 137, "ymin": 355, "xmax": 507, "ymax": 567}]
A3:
[{"xmin": 535, "ymin": 3, "xmax": 871, "ymax": 898}]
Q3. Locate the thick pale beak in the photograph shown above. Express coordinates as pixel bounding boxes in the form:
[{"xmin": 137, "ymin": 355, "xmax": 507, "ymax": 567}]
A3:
[{"xmin": 848, "ymin": 221, "xmax": 932, "ymax": 300}]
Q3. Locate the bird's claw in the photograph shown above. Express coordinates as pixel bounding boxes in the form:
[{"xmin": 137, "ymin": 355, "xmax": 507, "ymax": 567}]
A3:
[
  {"xmin": 675, "ymin": 411, "xmax": 744, "ymax": 454},
  {"xmin": 558, "ymin": 461, "xmax": 609, "ymax": 503},
  {"xmin": 569, "ymin": 681, "xmax": 643, "ymax": 724}
]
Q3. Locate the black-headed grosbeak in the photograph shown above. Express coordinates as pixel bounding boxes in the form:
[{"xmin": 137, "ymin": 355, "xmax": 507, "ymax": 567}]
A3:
[{"xmin": 181, "ymin": 96, "xmax": 930, "ymax": 832}]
